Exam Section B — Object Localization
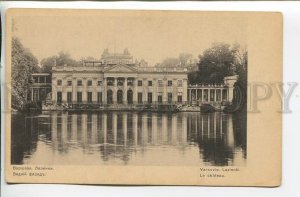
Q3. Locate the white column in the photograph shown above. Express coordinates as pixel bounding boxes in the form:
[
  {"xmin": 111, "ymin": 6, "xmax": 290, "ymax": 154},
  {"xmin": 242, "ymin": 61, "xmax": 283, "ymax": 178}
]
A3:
[
  {"xmin": 214, "ymin": 89, "xmax": 217, "ymax": 102},
  {"xmin": 123, "ymin": 78, "xmax": 127, "ymax": 104},
  {"xmin": 82, "ymin": 78, "xmax": 87, "ymax": 102},
  {"xmin": 113, "ymin": 78, "xmax": 117, "ymax": 104},
  {"xmin": 153, "ymin": 79, "xmax": 157, "ymax": 103},
  {"xmin": 208, "ymin": 89, "xmax": 211, "ymax": 102},
  {"xmin": 62, "ymin": 79, "xmax": 67, "ymax": 103},
  {"xmin": 92, "ymin": 78, "xmax": 97, "ymax": 102},
  {"xmin": 133, "ymin": 78, "xmax": 138, "ymax": 104},
  {"xmin": 221, "ymin": 89, "xmax": 223, "ymax": 101},
  {"xmin": 163, "ymin": 79, "xmax": 167, "ymax": 102},
  {"xmin": 103, "ymin": 77, "xmax": 107, "ymax": 104},
  {"xmin": 72, "ymin": 77, "xmax": 77, "ymax": 102},
  {"xmin": 173, "ymin": 79, "xmax": 177, "ymax": 103},
  {"xmin": 183, "ymin": 79, "xmax": 188, "ymax": 103},
  {"xmin": 224, "ymin": 75, "xmax": 238, "ymax": 102},
  {"xmin": 143, "ymin": 79, "xmax": 147, "ymax": 103}
]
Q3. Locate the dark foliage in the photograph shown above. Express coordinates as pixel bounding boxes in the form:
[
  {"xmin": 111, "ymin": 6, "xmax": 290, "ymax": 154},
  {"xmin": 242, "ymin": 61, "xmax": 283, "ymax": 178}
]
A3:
[
  {"xmin": 11, "ymin": 37, "xmax": 40, "ymax": 110},
  {"xmin": 40, "ymin": 51, "xmax": 81, "ymax": 73},
  {"xmin": 188, "ymin": 43, "xmax": 247, "ymax": 88}
]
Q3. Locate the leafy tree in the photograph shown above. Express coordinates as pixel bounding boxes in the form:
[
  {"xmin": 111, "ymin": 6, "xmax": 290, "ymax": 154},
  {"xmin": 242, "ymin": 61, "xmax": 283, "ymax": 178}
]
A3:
[
  {"xmin": 40, "ymin": 51, "xmax": 81, "ymax": 73},
  {"xmin": 233, "ymin": 43, "xmax": 248, "ymax": 89},
  {"xmin": 40, "ymin": 56, "xmax": 56, "ymax": 73},
  {"xmin": 56, "ymin": 51, "xmax": 81, "ymax": 67},
  {"xmin": 11, "ymin": 37, "xmax": 39, "ymax": 110},
  {"xmin": 188, "ymin": 71, "xmax": 201, "ymax": 85},
  {"xmin": 197, "ymin": 43, "xmax": 237, "ymax": 84},
  {"xmin": 188, "ymin": 43, "xmax": 247, "ymax": 85},
  {"xmin": 232, "ymin": 44, "xmax": 248, "ymax": 110}
]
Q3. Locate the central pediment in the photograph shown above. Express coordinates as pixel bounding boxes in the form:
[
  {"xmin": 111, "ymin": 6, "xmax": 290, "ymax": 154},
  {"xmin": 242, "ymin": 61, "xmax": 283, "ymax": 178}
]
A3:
[{"xmin": 104, "ymin": 64, "xmax": 138, "ymax": 73}]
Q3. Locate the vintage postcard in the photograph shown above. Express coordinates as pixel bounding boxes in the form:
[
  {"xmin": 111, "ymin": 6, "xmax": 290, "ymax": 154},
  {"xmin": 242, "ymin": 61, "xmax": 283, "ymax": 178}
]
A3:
[{"xmin": 5, "ymin": 9, "xmax": 282, "ymax": 186}]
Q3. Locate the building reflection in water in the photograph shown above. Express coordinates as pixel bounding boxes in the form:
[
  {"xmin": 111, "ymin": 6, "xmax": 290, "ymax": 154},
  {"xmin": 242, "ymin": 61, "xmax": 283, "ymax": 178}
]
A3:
[{"xmin": 11, "ymin": 111, "xmax": 247, "ymax": 166}]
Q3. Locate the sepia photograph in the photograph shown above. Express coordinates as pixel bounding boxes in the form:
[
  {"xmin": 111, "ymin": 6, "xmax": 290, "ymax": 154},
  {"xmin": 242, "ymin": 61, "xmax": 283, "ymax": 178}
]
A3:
[
  {"xmin": 5, "ymin": 9, "xmax": 282, "ymax": 186},
  {"xmin": 10, "ymin": 10, "xmax": 247, "ymax": 167}
]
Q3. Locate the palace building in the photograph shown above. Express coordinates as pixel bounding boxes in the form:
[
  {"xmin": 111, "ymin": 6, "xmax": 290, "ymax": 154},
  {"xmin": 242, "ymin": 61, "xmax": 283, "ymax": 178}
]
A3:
[
  {"xmin": 50, "ymin": 49, "xmax": 188, "ymax": 108},
  {"xmin": 30, "ymin": 49, "xmax": 238, "ymax": 111}
]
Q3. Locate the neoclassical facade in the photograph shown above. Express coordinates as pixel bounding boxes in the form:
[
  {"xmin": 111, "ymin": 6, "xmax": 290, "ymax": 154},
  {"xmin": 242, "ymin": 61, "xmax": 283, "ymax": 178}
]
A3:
[
  {"xmin": 35, "ymin": 49, "xmax": 238, "ymax": 110},
  {"xmin": 51, "ymin": 63, "xmax": 188, "ymax": 106}
]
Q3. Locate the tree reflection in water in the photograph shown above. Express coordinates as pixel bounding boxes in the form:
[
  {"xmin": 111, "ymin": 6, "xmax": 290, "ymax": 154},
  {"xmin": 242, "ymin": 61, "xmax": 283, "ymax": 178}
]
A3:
[{"xmin": 11, "ymin": 111, "xmax": 246, "ymax": 166}]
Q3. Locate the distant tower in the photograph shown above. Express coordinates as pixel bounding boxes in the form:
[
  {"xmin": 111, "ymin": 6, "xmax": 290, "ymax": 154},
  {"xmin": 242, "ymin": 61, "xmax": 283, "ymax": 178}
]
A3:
[
  {"xmin": 123, "ymin": 48, "xmax": 130, "ymax": 55},
  {"xmin": 102, "ymin": 48, "xmax": 109, "ymax": 58}
]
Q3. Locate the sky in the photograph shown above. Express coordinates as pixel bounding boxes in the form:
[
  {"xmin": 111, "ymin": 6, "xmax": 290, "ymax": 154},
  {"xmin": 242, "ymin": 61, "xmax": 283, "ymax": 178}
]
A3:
[{"xmin": 12, "ymin": 10, "xmax": 247, "ymax": 66}]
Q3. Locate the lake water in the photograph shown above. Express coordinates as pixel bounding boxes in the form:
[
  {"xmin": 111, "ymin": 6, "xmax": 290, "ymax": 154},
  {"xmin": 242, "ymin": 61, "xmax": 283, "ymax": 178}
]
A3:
[{"xmin": 11, "ymin": 111, "xmax": 246, "ymax": 166}]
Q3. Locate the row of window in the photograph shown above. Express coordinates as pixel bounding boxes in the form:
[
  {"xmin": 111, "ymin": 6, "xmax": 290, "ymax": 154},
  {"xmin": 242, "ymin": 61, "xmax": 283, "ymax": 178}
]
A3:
[
  {"xmin": 33, "ymin": 76, "xmax": 51, "ymax": 84},
  {"xmin": 124, "ymin": 80, "xmax": 182, "ymax": 87},
  {"xmin": 57, "ymin": 92, "xmax": 98, "ymax": 103},
  {"xmin": 56, "ymin": 79, "xmax": 183, "ymax": 87},
  {"xmin": 56, "ymin": 91, "xmax": 183, "ymax": 104},
  {"xmin": 57, "ymin": 80, "xmax": 102, "ymax": 86}
]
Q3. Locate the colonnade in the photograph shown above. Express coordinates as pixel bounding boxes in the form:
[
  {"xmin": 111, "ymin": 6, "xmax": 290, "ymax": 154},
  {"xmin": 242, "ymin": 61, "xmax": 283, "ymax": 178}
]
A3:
[{"xmin": 187, "ymin": 86, "xmax": 228, "ymax": 103}]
